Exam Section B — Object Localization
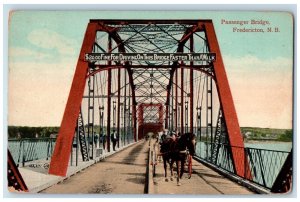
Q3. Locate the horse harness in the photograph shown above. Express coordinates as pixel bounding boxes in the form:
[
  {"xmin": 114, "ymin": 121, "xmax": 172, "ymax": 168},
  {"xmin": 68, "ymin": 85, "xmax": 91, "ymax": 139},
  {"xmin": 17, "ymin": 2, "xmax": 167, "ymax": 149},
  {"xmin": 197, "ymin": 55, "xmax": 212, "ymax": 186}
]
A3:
[{"xmin": 160, "ymin": 137, "xmax": 189, "ymax": 156}]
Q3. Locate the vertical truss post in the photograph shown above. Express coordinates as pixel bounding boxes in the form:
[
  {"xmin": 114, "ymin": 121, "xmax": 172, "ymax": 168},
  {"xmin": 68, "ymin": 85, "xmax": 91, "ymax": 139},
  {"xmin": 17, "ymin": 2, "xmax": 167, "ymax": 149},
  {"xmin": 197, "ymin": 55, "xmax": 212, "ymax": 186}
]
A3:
[
  {"xmin": 137, "ymin": 104, "xmax": 142, "ymax": 140},
  {"xmin": 185, "ymin": 101, "xmax": 188, "ymax": 133},
  {"xmin": 76, "ymin": 121, "xmax": 79, "ymax": 166},
  {"xmin": 107, "ymin": 69, "xmax": 111, "ymax": 152},
  {"xmin": 175, "ymin": 69, "xmax": 178, "ymax": 132},
  {"xmin": 190, "ymin": 34, "xmax": 194, "ymax": 134},
  {"xmin": 197, "ymin": 107, "xmax": 202, "ymax": 141},
  {"xmin": 165, "ymin": 90, "xmax": 169, "ymax": 129},
  {"xmin": 132, "ymin": 103, "xmax": 137, "ymax": 141},
  {"xmin": 159, "ymin": 104, "xmax": 164, "ymax": 124},
  {"xmin": 171, "ymin": 81, "xmax": 174, "ymax": 131},
  {"xmin": 70, "ymin": 140, "xmax": 73, "ymax": 166},
  {"xmin": 127, "ymin": 67, "xmax": 137, "ymax": 141},
  {"xmin": 181, "ymin": 66, "xmax": 184, "ymax": 135},
  {"xmin": 209, "ymin": 72, "xmax": 213, "ymax": 160},
  {"xmin": 113, "ymin": 101, "xmax": 116, "ymax": 132},
  {"xmin": 117, "ymin": 67, "xmax": 121, "ymax": 148},
  {"xmin": 140, "ymin": 104, "xmax": 145, "ymax": 125},
  {"xmin": 124, "ymin": 69, "xmax": 127, "ymax": 145},
  {"xmin": 87, "ymin": 72, "xmax": 95, "ymax": 159},
  {"xmin": 212, "ymin": 109, "xmax": 225, "ymax": 164},
  {"xmin": 120, "ymin": 103, "xmax": 124, "ymax": 146},
  {"xmin": 99, "ymin": 106, "xmax": 104, "ymax": 149},
  {"xmin": 107, "ymin": 35, "xmax": 112, "ymax": 152},
  {"xmin": 128, "ymin": 86, "xmax": 131, "ymax": 142},
  {"xmin": 168, "ymin": 110, "xmax": 171, "ymax": 131},
  {"xmin": 99, "ymin": 106, "xmax": 101, "ymax": 149},
  {"xmin": 77, "ymin": 109, "xmax": 89, "ymax": 161},
  {"xmin": 206, "ymin": 72, "xmax": 213, "ymax": 161}
]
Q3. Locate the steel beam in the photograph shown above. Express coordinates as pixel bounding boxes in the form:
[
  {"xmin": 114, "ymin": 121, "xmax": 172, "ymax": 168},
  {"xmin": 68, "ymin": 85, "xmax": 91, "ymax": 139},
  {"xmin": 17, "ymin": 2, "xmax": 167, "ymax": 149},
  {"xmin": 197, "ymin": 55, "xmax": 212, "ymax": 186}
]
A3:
[
  {"xmin": 204, "ymin": 22, "xmax": 250, "ymax": 178},
  {"xmin": 89, "ymin": 19, "xmax": 212, "ymax": 25},
  {"xmin": 8, "ymin": 150, "xmax": 28, "ymax": 191},
  {"xmin": 175, "ymin": 69, "xmax": 178, "ymax": 131},
  {"xmin": 124, "ymin": 69, "xmax": 127, "ymax": 145},
  {"xmin": 107, "ymin": 35, "xmax": 112, "ymax": 152},
  {"xmin": 181, "ymin": 66, "xmax": 184, "ymax": 135},
  {"xmin": 92, "ymin": 64, "xmax": 211, "ymax": 69},
  {"xmin": 117, "ymin": 67, "xmax": 121, "ymax": 148},
  {"xmin": 49, "ymin": 23, "xmax": 98, "ymax": 176},
  {"xmin": 165, "ymin": 89, "xmax": 170, "ymax": 129},
  {"xmin": 190, "ymin": 34, "xmax": 194, "ymax": 134},
  {"xmin": 107, "ymin": 70, "xmax": 112, "ymax": 152}
]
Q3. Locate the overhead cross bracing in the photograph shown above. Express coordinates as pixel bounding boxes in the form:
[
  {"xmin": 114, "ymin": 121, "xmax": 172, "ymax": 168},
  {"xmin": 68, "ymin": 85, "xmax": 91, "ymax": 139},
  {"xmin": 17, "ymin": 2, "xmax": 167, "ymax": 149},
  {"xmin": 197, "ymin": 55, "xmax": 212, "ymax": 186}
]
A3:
[{"xmin": 90, "ymin": 22, "xmax": 209, "ymax": 110}]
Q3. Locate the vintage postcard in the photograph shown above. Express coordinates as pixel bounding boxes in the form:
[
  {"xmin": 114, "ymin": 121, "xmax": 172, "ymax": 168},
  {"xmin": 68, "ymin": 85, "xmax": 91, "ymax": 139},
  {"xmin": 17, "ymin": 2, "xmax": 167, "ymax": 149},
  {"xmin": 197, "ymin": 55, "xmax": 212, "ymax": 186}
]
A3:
[{"xmin": 7, "ymin": 10, "xmax": 294, "ymax": 195}]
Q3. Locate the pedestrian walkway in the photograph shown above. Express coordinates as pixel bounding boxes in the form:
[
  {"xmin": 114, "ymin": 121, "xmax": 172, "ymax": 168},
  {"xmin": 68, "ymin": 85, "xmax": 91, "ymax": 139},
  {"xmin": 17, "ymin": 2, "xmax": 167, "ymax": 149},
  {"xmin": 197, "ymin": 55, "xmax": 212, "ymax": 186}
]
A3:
[
  {"xmin": 41, "ymin": 140, "xmax": 149, "ymax": 194},
  {"xmin": 10, "ymin": 141, "xmax": 137, "ymax": 193}
]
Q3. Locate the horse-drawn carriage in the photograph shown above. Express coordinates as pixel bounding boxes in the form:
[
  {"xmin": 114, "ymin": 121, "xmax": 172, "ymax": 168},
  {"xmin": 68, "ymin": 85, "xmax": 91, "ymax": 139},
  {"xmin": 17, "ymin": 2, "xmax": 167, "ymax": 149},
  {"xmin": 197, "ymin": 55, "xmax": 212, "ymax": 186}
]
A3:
[{"xmin": 154, "ymin": 132, "xmax": 196, "ymax": 186}]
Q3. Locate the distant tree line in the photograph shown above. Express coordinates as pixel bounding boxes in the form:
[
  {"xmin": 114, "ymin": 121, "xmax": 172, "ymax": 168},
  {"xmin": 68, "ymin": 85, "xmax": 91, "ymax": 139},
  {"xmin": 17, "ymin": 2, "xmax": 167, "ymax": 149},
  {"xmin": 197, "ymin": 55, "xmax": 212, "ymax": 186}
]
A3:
[
  {"xmin": 7, "ymin": 125, "xmax": 112, "ymax": 139},
  {"xmin": 277, "ymin": 129, "xmax": 293, "ymax": 141},
  {"xmin": 8, "ymin": 126, "xmax": 59, "ymax": 139},
  {"xmin": 241, "ymin": 127, "xmax": 293, "ymax": 142},
  {"xmin": 9, "ymin": 125, "xmax": 292, "ymax": 141}
]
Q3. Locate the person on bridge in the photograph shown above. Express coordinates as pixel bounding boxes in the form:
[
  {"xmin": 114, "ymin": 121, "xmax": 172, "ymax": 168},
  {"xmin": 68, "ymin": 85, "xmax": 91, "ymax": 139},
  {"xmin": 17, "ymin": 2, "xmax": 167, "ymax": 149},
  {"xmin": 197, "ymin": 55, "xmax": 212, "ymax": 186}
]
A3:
[
  {"xmin": 102, "ymin": 133, "xmax": 106, "ymax": 150},
  {"xmin": 94, "ymin": 132, "xmax": 98, "ymax": 147},
  {"xmin": 171, "ymin": 131, "xmax": 177, "ymax": 141},
  {"xmin": 111, "ymin": 131, "xmax": 117, "ymax": 151},
  {"xmin": 159, "ymin": 131, "xmax": 167, "ymax": 145}
]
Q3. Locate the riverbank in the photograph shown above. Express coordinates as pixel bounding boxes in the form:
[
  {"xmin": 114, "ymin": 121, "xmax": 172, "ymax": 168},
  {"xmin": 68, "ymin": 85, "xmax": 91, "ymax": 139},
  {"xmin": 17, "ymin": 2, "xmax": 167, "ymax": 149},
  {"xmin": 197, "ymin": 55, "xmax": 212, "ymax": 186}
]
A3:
[
  {"xmin": 245, "ymin": 141, "xmax": 292, "ymax": 152},
  {"xmin": 245, "ymin": 140, "xmax": 292, "ymax": 144}
]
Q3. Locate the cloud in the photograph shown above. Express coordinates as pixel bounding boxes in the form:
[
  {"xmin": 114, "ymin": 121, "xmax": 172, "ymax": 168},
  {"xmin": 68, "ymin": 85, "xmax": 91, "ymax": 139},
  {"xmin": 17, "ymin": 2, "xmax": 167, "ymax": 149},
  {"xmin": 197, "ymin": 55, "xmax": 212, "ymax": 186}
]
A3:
[
  {"xmin": 9, "ymin": 47, "xmax": 52, "ymax": 61},
  {"xmin": 27, "ymin": 29, "xmax": 77, "ymax": 56}
]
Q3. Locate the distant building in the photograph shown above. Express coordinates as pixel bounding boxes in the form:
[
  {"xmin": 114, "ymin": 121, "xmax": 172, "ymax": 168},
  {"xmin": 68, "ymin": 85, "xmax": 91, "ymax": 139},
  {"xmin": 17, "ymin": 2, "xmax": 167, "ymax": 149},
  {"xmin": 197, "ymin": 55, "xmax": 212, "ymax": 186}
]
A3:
[
  {"xmin": 244, "ymin": 132, "xmax": 252, "ymax": 138},
  {"xmin": 50, "ymin": 133, "xmax": 58, "ymax": 138}
]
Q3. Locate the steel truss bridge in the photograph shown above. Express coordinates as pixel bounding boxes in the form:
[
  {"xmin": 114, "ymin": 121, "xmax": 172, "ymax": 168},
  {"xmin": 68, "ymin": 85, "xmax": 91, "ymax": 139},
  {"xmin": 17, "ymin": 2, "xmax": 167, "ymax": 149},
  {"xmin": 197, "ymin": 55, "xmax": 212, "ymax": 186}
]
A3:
[{"xmin": 8, "ymin": 20, "xmax": 292, "ymax": 193}]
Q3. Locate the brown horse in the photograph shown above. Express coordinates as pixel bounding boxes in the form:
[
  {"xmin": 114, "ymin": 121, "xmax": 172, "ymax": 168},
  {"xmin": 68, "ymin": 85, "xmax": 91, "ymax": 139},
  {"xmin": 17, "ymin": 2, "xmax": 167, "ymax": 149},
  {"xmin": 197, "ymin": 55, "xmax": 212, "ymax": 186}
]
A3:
[{"xmin": 160, "ymin": 132, "xmax": 196, "ymax": 186}]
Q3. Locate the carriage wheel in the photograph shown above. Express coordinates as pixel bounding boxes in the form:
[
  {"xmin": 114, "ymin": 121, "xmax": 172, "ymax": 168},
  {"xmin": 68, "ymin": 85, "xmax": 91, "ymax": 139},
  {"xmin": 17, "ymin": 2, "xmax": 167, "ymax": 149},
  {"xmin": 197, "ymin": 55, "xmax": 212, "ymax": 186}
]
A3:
[{"xmin": 188, "ymin": 155, "xmax": 192, "ymax": 179}]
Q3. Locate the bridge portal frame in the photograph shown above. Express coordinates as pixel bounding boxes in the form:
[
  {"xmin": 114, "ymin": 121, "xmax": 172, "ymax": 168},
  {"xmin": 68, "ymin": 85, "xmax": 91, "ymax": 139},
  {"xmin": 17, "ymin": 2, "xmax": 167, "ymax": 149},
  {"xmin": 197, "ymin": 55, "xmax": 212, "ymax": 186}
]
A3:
[{"xmin": 49, "ymin": 19, "xmax": 250, "ymax": 179}]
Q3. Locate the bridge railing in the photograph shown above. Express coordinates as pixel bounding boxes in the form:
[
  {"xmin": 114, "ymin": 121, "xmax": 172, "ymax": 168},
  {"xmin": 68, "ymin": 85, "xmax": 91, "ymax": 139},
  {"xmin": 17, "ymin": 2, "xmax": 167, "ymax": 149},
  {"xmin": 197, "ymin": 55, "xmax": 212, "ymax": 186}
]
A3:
[
  {"xmin": 8, "ymin": 138, "xmax": 56, "ymax": 167},
  {"xmin": 8, "ymin": 133, "xmax": 136, "ymax": 167},
  {"xmin": 196, "ymin": 141, "xmax": 291, "ymax": 190}
]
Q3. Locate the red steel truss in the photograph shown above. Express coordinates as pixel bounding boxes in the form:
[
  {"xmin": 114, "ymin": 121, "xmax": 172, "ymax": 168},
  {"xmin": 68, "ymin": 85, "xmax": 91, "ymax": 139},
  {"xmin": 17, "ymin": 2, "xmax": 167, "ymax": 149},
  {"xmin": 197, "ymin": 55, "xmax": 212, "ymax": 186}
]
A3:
[{"xmin": 49, "ymin": 20, "xmax": 251, "ymax": 179}]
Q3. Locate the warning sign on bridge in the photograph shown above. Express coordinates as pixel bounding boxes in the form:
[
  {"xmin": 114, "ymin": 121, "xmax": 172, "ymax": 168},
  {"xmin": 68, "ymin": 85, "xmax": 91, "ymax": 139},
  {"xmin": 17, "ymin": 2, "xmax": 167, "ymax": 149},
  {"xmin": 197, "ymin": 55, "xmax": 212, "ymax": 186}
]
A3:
[{"xmin": 85, "ymin": 53, "xmax": 216, "ymax": 62}]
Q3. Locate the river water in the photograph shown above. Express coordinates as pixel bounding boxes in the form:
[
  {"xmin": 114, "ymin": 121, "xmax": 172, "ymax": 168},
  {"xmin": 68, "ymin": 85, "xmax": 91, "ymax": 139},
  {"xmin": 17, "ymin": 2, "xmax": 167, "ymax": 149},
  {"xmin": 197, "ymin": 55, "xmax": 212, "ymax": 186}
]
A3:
[
  {"xmin": 245, "ymin": 141, "xmax": 292, "ymax": 152},
  {"xmin": 195, "ymin": 141, "xmax": 293, "ymax": 189}
]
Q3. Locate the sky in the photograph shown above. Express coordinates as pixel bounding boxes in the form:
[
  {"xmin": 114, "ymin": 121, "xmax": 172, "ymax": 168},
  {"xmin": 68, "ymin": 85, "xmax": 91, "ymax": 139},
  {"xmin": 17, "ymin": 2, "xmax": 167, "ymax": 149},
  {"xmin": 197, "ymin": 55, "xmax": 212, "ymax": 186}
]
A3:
[{"xmin": 7, "ymin": 11, "xmax": 294, "ymax": 129}]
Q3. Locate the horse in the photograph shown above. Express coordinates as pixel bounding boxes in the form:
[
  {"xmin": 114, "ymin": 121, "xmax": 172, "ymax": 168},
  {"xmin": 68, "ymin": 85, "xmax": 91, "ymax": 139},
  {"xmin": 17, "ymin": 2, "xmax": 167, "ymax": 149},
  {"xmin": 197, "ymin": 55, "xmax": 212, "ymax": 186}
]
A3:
[{"xmin": 160, "ymin": 132, "xmax": 196, "ymax": 186}]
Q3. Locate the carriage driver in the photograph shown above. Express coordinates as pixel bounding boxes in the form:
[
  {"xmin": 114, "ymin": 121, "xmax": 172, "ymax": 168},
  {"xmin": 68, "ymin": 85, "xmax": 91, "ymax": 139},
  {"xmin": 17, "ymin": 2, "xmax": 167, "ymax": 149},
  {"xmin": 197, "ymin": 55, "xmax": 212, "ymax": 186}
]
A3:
[
  {"xmin": 171, "ymin": 131, "xmax": 177, "ymax": 141},
  {"xmin": 159, "ymin": 130, "xmax": 167, "ymax": 145}
]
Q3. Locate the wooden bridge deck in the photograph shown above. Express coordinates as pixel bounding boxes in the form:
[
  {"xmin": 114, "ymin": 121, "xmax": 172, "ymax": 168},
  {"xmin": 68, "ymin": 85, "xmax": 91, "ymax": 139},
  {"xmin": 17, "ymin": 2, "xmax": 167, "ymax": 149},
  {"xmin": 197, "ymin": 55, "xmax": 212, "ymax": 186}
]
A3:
[
  {"xmin": 13, "ymin": 140, "xmax": 256, "ymax": 195},
  {"xmin": 149, "ymin": 139, "xmax": 255, "ymax": 195},
  {"xmin": 151, "ymin": 156, "xmax": 254, "ymax": 195}
]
